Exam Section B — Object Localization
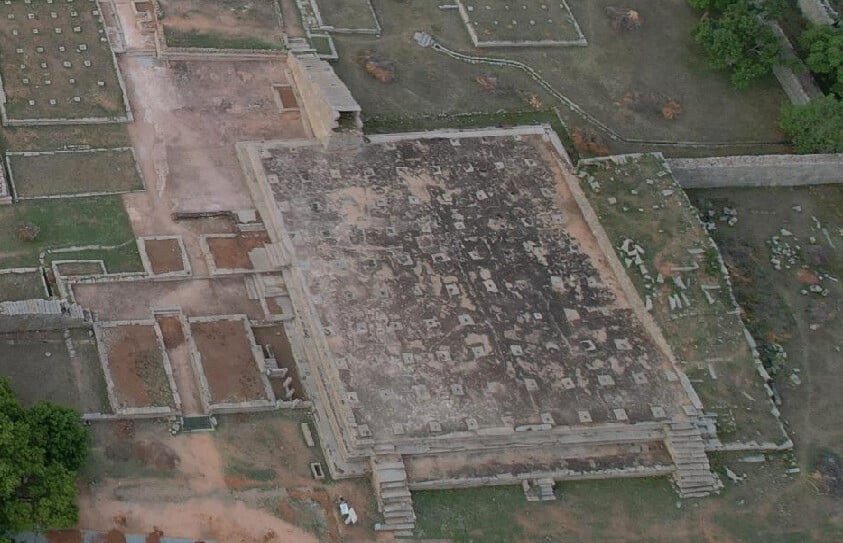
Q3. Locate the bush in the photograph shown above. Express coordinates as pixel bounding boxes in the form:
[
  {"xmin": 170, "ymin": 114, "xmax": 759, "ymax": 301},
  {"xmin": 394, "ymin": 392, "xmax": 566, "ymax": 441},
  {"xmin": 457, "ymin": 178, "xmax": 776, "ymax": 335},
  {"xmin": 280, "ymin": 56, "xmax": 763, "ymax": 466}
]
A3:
[
  {"xmin": 692, "ymin": 1, "xmax": 781, "ymax": 89},
  {"xmin": 15, "ymin": 222, "xmax": 40, "ymax": 242},
  {"xmin": 801, "ymin": 25, "xmax": 843, "ymax": 97},
  {"xmin": 779, "ymin": 95, "xmax": 843, "ymax": 153},
  {"xmin": 0, "ymin": 378, "xmax": 89, "ymax": 533}
]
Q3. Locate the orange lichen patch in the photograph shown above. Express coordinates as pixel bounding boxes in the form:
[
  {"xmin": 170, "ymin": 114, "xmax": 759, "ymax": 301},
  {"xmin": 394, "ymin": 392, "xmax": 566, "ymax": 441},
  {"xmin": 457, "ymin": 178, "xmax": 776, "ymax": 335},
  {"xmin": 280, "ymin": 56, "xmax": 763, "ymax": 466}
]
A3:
[{"xmin": 796, "ymin": 268, "xmax": 820, "ymax": 285}]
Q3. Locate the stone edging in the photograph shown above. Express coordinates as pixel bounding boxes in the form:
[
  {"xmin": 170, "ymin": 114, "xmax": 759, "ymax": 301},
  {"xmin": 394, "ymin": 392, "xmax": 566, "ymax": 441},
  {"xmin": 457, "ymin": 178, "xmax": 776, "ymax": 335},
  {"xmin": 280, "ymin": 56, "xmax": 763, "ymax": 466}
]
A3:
[
  {"xmin": 136, "ymin": 236, "xmax": 192, "ymax": 277},
  {"xmin": 454, "ymin": 0, "xmax": 586, "ymax": 48}
]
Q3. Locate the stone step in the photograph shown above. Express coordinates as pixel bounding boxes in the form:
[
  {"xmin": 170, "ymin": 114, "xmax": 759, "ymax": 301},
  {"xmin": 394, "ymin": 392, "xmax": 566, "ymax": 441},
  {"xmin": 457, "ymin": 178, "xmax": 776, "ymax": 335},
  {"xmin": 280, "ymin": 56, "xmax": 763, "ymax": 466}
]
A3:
[
  {"xmin": 384, "ymin": 509, "xmax": 415, "ymax": 520},
  {"xmin": 378, "ymin": 522, "xmax": 416, "ymax": 531},
  {"xmin": 381, "ymin": 487, "xmax": 412, "ymax": 500},
  {"xmin": 677, "ymin": 475, "xmax": 718, "ymax": 485},
  {"xmin": 383, "ymin": 502, "xmax": 413, "ymax": 513},
  {"xmin": 244, "ymin": 276, "xmax": 262, "ymax": 299},
  {"xmin": 248, "ymin": 247, "xmax": 271, "ymax": 271},
  {"xmin": 265, "ymin": 243, "xmax": 288, "ymax": 267}
]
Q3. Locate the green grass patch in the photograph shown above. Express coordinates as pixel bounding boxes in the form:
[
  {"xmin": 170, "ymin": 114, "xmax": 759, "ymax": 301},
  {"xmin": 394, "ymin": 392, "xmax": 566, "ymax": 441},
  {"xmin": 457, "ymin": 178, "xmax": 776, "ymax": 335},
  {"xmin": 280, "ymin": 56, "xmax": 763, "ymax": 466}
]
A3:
[
  {"xmin": 414, "ymin": 486, "xmax": 527, "ymax": 542},
  {"xmin": 0, "ymin": 196, "xmax": 139, "ymax": 269},
  {"xmin": 226, "ymin": 458, "xmax": 277, "ymax": 482},
  {"xmin": 0, "ymin": 124, "xmax": 131, "ymax": 154},
  {"xmin": 8, "ymin": 148, "xmax": 143, "ymax": 199},
  {"xmin": 0, "ymin": 271, "xmax": 45, "ymax": 301},
  {"xmin": 46, "ymin": 244, "xmax": 143, "ymax": 274},
  {"xmin": 163, "ymin": 28, "xmax": 280, "ymax": 50}
]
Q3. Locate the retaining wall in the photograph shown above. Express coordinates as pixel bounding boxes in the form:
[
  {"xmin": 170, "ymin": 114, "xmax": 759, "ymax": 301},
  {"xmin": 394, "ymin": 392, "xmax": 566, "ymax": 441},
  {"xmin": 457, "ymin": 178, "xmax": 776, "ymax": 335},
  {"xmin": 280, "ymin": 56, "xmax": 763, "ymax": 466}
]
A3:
[
  {"xmin": 798, "ymin": 0, "xmax": 839, "ymax": 24},
  {"xmin": 667, "ymin": 154, "xmax": 843, "ymax": 188}
]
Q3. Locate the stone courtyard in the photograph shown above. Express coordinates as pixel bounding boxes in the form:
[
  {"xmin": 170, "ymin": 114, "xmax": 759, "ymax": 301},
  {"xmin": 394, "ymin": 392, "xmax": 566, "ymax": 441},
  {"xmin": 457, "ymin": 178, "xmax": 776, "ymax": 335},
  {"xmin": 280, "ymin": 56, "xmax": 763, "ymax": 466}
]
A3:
[
  {"xmin": 258, "ymin": 132, "xmax": 697, "ymax": 437},
  {"xmin": 240, "ymin": 112, "xmax": 725, "ymax": 533}
]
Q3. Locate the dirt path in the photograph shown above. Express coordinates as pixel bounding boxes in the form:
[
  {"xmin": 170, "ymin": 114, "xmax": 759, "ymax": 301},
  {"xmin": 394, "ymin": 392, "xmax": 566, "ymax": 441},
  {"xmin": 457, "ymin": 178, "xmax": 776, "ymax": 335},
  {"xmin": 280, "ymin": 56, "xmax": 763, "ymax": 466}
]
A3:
[
  {"xmin": 164, "ymin": 342, "xmax": 205, "ymax": 415},
  {"xmin": 79, "ymin": 432, "xmax": 318, "ymax": 543},
  {"xmin": 280, "ymin": 0, "xmax": 306, "ymax": 37}
]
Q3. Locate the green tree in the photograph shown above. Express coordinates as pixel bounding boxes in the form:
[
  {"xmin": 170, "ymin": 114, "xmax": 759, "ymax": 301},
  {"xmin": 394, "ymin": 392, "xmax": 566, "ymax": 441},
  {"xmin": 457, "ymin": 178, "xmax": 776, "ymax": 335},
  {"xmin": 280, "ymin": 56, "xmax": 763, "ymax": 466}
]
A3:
[
  {"xmin": 26, "ymin": 402, "xmax": 89, "ymax": 471},
  {"xmin": 692, "ymin": 2, "xmax": 781, "ymax": 89},
  {"xmin": 688, "ymin": 0, "xmax": 737, "ymax": 12},
  {"xmin": 688, "ymin": 0, "xmax": 787, "ymax": 17},
  {"xmin": 779, "ymin": 95, "xmax": 843, "ymax": 153},
  {"xmin": 801, "ymin": 25, "xmax": 843, "ymax": 96},
  {"xmin": 0, "ymin": 378, "xmax": 88, "ymax": 534}
]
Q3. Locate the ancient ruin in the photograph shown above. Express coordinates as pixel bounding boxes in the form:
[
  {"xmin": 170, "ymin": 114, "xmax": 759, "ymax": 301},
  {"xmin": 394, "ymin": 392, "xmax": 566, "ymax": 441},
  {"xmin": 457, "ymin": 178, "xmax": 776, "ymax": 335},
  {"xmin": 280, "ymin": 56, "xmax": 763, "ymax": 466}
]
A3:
[{"xmin": 3, "ymin": 1, "xmax": 834, "ymax": 540}]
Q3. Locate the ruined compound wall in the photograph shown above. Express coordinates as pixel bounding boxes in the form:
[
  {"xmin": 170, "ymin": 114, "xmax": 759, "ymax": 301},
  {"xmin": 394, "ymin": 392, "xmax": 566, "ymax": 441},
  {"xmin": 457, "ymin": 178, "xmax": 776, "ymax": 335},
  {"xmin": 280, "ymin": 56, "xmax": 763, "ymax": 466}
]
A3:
[
  {"xmin": 769, "ymin": 21, "xmax": 823, "ymax": 105},
  {"xmin": 286, "ymin": 53, "xmax": 362, "ymax": 149},
  {"xmin": 0, "ymin": 156, "xmax": 10, "ymax": 204},
  {"xmin": 668, "ymin": 154, "xmax": 843, "ymax": 189},
  {"xmin": 798, "ymin": 0, "xmax": 838, "ymax": 24}
]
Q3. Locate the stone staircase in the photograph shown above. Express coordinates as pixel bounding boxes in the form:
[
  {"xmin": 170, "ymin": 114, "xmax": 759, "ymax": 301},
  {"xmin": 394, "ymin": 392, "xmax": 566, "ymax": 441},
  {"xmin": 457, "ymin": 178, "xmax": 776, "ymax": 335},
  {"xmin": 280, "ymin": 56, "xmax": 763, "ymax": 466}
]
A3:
[
  {"xmin": 244, "ymin": 274, "xmax": 287, "ymax": 300},
  {"xmin": 285, "ymin": 36, "xmax": 316, "ymax": 54},
  {"xmin": 247, "ymin": 243, "xmax": 289, "ymax": 272},
  {"xmin": 522, "ymin": 478, "xmax": 556, "ymax": 501},
  {"xmin": 665, "ymin": 421, "xmax": 721, "ymax": 498},
  {"xmin": 371, "ymin": 453, "xmax": 416, "ymax": 538},
  {"xmin": 0, "ymin": 299, "xmax": 86, "ymax": 318}
]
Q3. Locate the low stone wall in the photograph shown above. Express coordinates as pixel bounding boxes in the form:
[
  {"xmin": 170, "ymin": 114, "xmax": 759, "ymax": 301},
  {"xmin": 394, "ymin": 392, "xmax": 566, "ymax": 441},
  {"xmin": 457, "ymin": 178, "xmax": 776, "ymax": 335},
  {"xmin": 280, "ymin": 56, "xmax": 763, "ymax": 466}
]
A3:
[
  {"xmin": 769, "ymin": 21, "xmax": 823, "ymax": 105},
  {"xmin": 668, "ymin": 154, "xmax": 843, "ymax": 188},
  {"xmin": 798, "ymin": 0, "xmax": 839, "ymax": 24},
  {"xmin": 0, "ymin": 156, "xmax": 10, "ymax": 204}
]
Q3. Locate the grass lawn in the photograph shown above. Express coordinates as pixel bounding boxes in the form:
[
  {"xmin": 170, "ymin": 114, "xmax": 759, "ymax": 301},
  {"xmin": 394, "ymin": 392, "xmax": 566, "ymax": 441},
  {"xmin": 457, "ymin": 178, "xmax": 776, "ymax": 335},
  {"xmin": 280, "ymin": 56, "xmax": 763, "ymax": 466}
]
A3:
[
  {"xmin": 8, "ymin": 148, "xmax": 143, "ymax": 199},
  {"xmin": 0, "ymin": 195, "xmax": 141, "ymax": 271},
  {"xmin": 333, "ymin": 0, "xmax": 787, "ymax": 153},
  {"xmin": 0, "ymin": 124, "xmax": 131, "ymax": 153},
  {"xmin": 414, "ymin": 456, "xmax": 841, "ymax": 542},
  {"xmin": 0, "ymin": 270, "xmax": 45, "ymax": 301},
  {"xmin": 163, "ymin": 28, "xmax": 280, "ymax": 50}
]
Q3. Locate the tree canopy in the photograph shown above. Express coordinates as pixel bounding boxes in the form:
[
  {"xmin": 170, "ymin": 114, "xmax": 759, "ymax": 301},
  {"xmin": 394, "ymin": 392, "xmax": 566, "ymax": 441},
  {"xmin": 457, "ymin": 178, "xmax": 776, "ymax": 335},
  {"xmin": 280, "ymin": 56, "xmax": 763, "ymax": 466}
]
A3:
[
  {"xmin": 0, "ymin": 378, "xmax": 89, "ymax": 534},
  {"xmin": 801, "ymin": 25, "xmax": 843, "ymax": 97},
  {"xmin": 692, "ymin": 1, "xmax": 781, "ymax": 89},
  {"xmin": 779, "ymin": 95, "xmax": 843, "ymax": 153}
]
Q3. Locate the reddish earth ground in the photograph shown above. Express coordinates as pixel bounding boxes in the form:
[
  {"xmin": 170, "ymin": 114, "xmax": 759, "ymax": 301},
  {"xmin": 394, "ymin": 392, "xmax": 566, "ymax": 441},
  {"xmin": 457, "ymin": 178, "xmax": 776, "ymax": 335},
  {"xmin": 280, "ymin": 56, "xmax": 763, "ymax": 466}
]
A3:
[
  {"xmin": 190, "ymin": 320, "xmax": 266, "ymax": 403},
  {"xmin": 207, "ymin": 232, "xmax": 270, "ymax": 270},
  {"xmin": 277, "ymin": 86, "xmax": 298, "ymax": 109},
  {"xmin": 102, "ymin": 325, "xmax": 171, "ymax": 409},
  {"xmin": 144, "ymin": 239, "xmax": 185, "ymax": 274},
  {"xmin": 155, "ymin": 317, "xmax": 185, "ymax": 349}
]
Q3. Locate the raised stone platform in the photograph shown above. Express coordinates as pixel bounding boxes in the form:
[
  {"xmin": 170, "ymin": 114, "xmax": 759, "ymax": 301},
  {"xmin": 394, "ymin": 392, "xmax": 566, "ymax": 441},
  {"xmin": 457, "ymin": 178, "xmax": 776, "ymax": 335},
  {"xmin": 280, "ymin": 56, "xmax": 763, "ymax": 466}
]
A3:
[{"xmin": 241, "ymin": 125, "xmax": 719, "ymax": 508}]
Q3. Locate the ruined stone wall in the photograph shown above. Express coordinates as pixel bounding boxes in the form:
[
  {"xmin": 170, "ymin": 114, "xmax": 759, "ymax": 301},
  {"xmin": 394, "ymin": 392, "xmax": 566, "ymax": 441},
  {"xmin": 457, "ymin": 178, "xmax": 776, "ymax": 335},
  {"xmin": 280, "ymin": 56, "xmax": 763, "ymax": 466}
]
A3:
[
  {"xmin": 286, "ymin": 53, "xmax": 362, "ymax": 150},
  {"xmin": 769, "ymin": 21, "xmax": 823, "ymax": 105},
  {"xmin": 0, "ymin": 156, "xmax": 10, "ymax": 204},
  {"xmin": 798, "ymin": 0, "xmax": 838, "ymax": 24},
  {"xmin": 668, "ymin": 154, "xmax": 843, "ymax": 188}
]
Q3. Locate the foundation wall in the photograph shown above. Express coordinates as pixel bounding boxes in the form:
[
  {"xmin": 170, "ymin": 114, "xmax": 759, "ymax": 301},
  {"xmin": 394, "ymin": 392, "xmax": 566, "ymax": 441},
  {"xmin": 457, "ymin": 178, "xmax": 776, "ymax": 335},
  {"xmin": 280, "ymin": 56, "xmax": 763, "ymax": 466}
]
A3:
[
  {"xmin": 286, "ymin": 53, "xmax": 362, "ymax": 149},
  {"xmin": 798, "ymin": 0, "xmax": 838, "ymax": 24},
  {"xmin": 668, "ymin": 154, "xmax": 843, "ymax": 188}
]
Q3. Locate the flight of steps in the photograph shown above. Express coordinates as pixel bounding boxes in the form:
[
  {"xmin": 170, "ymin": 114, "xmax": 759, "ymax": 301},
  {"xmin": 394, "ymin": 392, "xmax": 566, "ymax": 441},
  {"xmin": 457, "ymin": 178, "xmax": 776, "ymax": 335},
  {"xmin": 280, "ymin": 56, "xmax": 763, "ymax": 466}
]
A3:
[
  {"xmin": 285, "ymin": 37, "xmax": 316, "ymax": 54},
  {"xmin": 247, "ymin": 243, "xmax": 289, "ymax": 272},
  {"xmin": 522, "ymin": 478, "xmax": 556, "ymax": 502},
  {"xmin": 666, "ymin": 421, "xmax": 722, "ymax": 498},
  {"xmin": 0, "ymin": 299, "xmax": 86, "ymax": 319},
  {"xmin": 371, "ymin": 453, "xmax": 416, "ymax": 538}
]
